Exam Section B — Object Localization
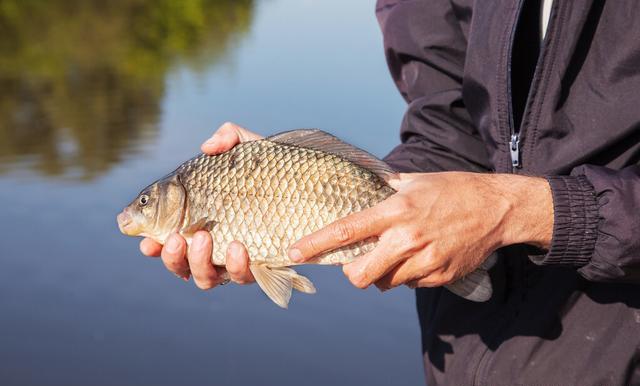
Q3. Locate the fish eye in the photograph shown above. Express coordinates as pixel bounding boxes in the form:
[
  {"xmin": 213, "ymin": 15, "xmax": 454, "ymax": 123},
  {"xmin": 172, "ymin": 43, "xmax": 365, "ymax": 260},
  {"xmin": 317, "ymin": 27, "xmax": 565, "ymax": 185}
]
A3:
[{"xmin": 138, "ymin": 194, "xmax": 149, "ymax": 206}]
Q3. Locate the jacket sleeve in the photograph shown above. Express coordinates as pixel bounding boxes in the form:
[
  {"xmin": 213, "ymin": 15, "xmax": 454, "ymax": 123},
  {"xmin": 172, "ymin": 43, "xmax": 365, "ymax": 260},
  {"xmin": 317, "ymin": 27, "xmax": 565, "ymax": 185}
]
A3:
[
  {"xmin": 532, "ymin": 166, "xmax": 640, "ymax": 284},
  {"xmin": 376, "ymin": 0, "xmax": 491, "ymax": 174}
]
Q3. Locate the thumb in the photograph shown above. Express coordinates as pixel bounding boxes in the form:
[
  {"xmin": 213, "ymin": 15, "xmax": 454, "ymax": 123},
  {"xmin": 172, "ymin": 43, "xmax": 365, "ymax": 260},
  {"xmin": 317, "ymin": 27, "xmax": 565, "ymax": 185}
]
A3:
[{"xmin": 201, "ymin": 122, "xmax": 262, "ymax": 155}]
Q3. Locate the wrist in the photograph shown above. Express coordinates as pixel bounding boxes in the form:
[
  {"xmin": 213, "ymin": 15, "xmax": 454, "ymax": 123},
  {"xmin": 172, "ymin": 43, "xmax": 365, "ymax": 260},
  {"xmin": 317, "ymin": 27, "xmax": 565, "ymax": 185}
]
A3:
[{"xmin": 491, "ymin": 174, "xmax": 554, "ymax": 249}]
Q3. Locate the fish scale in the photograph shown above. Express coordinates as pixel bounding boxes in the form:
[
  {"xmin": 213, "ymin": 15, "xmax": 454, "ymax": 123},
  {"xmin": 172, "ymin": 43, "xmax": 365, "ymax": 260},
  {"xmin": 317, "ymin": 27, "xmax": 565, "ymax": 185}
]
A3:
[{"xmin": 176, "ymin": 140, "xmax": 394, "ymax": 267}]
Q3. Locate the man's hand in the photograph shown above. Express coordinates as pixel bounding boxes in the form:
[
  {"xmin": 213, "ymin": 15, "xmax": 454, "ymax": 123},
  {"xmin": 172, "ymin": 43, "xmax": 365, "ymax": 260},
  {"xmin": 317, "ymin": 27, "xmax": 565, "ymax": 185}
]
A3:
[
  {"xmin": 287, "ymin": 172, "xmax": 553, "ymax": 291},
  {"xmin": 139, "ymin": 122, "xmax": 262, "ymax": 289}
]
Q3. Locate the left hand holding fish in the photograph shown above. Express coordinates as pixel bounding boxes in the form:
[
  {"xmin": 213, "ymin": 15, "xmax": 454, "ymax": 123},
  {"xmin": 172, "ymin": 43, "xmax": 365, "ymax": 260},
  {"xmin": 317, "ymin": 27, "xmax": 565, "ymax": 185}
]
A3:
[
  {"xmin": 287, "ymin": 172, "xmax": 554, "ymax": 291},
  {"xmin": 139, "ymin": 122, "xmax": 262, "ymax": 289}
]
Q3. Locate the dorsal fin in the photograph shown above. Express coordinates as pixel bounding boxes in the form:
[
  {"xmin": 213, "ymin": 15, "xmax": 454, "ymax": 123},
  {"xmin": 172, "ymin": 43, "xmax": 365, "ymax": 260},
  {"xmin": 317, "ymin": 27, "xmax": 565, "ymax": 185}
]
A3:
[{"xmin": 266, "ymin": 129, "xmax": 396, "ymax": 181}]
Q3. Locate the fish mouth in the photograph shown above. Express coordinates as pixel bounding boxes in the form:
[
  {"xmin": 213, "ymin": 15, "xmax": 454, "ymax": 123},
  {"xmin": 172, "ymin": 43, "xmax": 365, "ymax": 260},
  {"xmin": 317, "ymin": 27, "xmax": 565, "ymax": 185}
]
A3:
[{"xmin": 117, "ymin": 209, "xmax": 136, "ymax": 235}]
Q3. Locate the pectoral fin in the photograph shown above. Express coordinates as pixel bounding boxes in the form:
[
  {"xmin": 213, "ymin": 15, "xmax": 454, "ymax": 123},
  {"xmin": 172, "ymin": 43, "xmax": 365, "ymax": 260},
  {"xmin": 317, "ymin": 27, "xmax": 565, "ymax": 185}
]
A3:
[
  {"xmin": 444, "ymin": 252, "xmax": 498, "ymax": 302},
  {"xmin": 180, "ymin": 217, "xmax": 217, "ymax": 237},
  {"xmin": 249, "ymin": 265, "xmax": 316, "ymax": 309}
]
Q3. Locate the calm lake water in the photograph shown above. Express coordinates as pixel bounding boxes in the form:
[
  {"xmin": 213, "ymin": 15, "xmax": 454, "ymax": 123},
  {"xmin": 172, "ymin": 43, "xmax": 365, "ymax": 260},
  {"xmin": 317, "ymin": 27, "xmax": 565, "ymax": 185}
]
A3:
[{"xmin": 0, "ymin": 1, "xmax": 423, "ymax": 385}]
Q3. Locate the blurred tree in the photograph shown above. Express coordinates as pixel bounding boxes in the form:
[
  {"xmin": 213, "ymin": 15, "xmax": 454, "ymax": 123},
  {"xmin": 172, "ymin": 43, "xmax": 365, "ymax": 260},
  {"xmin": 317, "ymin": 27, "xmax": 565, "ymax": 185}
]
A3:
[{"xmin": 0, "ymin": 0, "xmax": 254, "ymax": 179}]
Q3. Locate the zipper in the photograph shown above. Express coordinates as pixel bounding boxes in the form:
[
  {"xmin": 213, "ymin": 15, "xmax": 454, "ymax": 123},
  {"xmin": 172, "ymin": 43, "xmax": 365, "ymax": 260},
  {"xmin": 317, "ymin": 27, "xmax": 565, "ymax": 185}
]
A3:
[
  {"xmin": 507, "ymin": 0, "xmax": 559, "ymax": 172},
  {"xmin": 509, "ymin": 133, "xmax": 521, "ymax": 167},
  {"xmin": 506, "ymin": 0, "xmax": 524, "ymax": 172}
]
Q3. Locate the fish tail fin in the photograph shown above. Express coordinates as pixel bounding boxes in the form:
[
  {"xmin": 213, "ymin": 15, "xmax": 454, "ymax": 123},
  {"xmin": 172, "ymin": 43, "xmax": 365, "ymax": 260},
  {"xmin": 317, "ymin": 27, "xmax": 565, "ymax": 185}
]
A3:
[
  {"xmin": 444, "ymin": 252, "xmax": 498, "ymax": 302},
  {"xmin": 249, "ymin": 264, "xmax": 315, "ymax": 308}
]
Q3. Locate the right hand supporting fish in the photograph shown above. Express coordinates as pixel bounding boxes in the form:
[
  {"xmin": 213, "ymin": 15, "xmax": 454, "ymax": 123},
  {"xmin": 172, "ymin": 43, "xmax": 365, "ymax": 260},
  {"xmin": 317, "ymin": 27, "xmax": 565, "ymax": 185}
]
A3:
[
  {"xmin": 139, "ymin": 122, "xmax": 260, "ymax": 289},
  {"xmin": 131, "ymin": 122, "xmax": 552, "ymax": 306},
  {"xmin": 288, "ymin": 172, "xmax": 553, "ymax": 292}
]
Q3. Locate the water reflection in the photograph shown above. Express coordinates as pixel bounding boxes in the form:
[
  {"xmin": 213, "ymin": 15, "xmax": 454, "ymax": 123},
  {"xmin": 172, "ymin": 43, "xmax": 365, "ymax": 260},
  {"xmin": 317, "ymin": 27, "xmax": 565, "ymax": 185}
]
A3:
[
  {"xmin": 0, "ymin": 2, "xmax": 422, "ymax": 385},
  {"xmin": 0, "ymin": 0, "xmax": 254, "ymax": 180}
]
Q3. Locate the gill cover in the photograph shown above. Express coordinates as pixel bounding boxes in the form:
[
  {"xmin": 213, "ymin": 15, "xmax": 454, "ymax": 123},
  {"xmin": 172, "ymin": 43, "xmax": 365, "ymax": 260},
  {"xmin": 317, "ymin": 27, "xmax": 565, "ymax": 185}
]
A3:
[{"xmin": 153, "ymin": 174, "xmax": 188, "ymax": 238}]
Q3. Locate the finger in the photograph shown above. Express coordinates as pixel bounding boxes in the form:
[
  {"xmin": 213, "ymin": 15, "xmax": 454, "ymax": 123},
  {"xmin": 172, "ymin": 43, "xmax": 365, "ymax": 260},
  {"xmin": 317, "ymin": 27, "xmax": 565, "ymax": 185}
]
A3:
[
  {"xmin": 405, "ymin": 267, "xmax": 457, "ymax": 289},
  {"xmin": 288, "ymin": 204, "xmax": 392, "ymax": 263},
  {"xmin": 161, "ymin": 234, "xmax": 190, "ymax": 280},
  {"xmin": 140, "ymin": 238, "xmax": 162, "ymax": 257},
  {"xmin": 341, "ymin": 239, "xmax": 406, "ymax": 289},
  {"xmin": 201, "ymin": 122, "xmax": 263, "ymax": 155},
  {"xmin": 406, "ymin": 274, "xmax": 453, "ymax": 289},
  {"xmin": 225, "ymin": 241, "xmax": 255, "ymax": 284},
  {"xmin": 375, "ymin": 253, "xmax": 437, "ymax": 291},
  {"xmin": 186, "ymin": 231, "xmax": 221, "ymax": 290}
]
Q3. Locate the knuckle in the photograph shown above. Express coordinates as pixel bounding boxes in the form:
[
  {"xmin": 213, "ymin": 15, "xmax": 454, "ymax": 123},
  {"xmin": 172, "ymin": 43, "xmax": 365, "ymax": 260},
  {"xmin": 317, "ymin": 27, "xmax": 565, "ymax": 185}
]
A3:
[
  {"xmin": 353, "ymin": 279, "xmax": 369, "ymax": 289},
  {"xmin": 220, "ymin": 121, "xmax": 235, "ymax": 130},
  {"xmin": 416, "ymin": 278, "xmax": 437, "ymax": 288},
  {"xmin": 349, "ymin": 272, "xmax": 370, "ymax": 289},
  {"xmin": 430, "ymin": 270, "xmax": 454, "ymax": 286},
  {"xmin": 334, "ymin": 221, "xmax": 355, "ymax": 243},
  {"xmin": 166, "ymin": 260, "xmax": 178, "ymax": 270},
  {"xmin": 163, "ymin": 247, "xmax": 183, "ymax": 261},
  {"xmin": 226, "ymin": 263, "xmax": 241, "ymax": 276},
  {"xmin": 393, "ymin": 233, "xmax": 420, "ymax": 256},
  {"xmin": 420, "ymin": 249, "xmax": 439, "ymax": 267},
  {"xmin": 229, "ymin": 270, "xmax": 252, "ymax": 285},
  {"xmin": 442, "ymin": 271, "xmax": 456, "ymax": 284},
  {"xmin": 191, "ymin": 248, "xmax": 210, "ymax": 263},
  {"xmin": 164, "ymin": 257, "xmax": 184, "ymax": 271},
  {"xmin": 194, "ymin": 278, "xmax": 215, "ymax": 290},
  {"xmin": 389, "ymin": 273, "xmax": 405, "ymax": 288},
  {"xmin": 303, "ymin": 237, "xmax": 320, "ymax": 256},
  {"xmin": 414, "ymin": 279, "xmax": 433, "ymax": 289},
  {"xmin": 390, "ymin": 195, "xmax": 414, "ymax": 217},
  {"xmin": 406, "ymin": 228, "xmax": 424, "ymax": 245},
  {"xmin": 394, "ymin": 231, "xmax": 423, "ymax": 255},
  {"xmin": 225, "ymin": 256, "xmax": 245, "ymax": 275},
  {"xmin": 229, "ymin": 267, "xmax": 252, "ymax": 282}
]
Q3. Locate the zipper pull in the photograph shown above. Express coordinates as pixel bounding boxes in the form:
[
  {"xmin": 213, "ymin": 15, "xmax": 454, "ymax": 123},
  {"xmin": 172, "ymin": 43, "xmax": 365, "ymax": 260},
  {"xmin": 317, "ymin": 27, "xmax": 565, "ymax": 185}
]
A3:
[{"xmin": 510, "ymin": 133, "xmax": 520, "ymax": 168}]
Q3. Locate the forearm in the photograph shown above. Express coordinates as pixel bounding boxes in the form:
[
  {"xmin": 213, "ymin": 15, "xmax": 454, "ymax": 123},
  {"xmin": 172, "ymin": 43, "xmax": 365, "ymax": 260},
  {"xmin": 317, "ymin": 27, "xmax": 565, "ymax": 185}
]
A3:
[{"xmin": 488, "ymin": 174, "xmax": 554, "ymax": 250}]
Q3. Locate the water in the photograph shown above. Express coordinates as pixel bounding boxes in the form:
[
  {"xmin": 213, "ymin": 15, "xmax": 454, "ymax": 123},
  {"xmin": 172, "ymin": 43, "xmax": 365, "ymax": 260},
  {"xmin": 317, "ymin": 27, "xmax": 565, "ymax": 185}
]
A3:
[{"xmin": 0, "ymin": 1, "xmax": 423, "ymax": 385}]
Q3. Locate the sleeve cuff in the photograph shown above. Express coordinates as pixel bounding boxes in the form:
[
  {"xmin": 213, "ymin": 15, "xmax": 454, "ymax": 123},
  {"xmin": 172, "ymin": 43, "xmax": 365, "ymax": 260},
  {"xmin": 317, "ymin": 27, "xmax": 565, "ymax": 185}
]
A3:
[{"xmin": 529, "ymin": 175, "xmax": 599, "ymax": 266}]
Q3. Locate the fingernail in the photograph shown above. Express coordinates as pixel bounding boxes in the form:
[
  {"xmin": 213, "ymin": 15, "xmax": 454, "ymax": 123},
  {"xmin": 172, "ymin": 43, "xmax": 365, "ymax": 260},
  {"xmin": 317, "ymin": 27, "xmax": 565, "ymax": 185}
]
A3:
[
  {"xmin": 227, "ymin": 241, "xmax": 240, "ymax": 257},
  {"xmin": 183, "ymin": 273, "xmax": 191, "ymax": 281},
  {"xmin": 165, "ymin": 235, "xmax": 180, "ymax": 253},
  {"xmin": 288, "ymin": 248, "xmax": 303, "ymax": 262},
  {"xmin": 204, "ymin": 133, "xmax": 219, "ymax": 145},
  {"xmin": 193, "ymin": 232, "xmax": 207, "ymax": 251}
]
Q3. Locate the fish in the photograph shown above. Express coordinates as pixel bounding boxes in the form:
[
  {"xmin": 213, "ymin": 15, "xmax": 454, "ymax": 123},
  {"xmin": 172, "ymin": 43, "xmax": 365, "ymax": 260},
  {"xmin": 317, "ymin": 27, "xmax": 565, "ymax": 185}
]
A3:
[{"xmin": 117, "ymin": 129, "xmax": 496, "ymax": 308}]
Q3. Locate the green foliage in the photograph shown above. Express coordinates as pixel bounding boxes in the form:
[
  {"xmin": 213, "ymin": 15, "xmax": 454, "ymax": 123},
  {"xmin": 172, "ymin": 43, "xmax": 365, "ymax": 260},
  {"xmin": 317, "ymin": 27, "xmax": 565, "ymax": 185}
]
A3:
[{"xmin": 0, "ymin": 0, "xmax": 254, "ymax": 179}]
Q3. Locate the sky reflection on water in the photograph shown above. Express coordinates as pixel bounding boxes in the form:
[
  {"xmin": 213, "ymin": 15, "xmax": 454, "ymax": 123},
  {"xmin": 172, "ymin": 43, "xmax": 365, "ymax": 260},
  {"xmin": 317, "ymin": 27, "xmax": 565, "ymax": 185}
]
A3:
[{"xmin": 0, "ymin": 1, "xmax": 422, "ymax": 385}]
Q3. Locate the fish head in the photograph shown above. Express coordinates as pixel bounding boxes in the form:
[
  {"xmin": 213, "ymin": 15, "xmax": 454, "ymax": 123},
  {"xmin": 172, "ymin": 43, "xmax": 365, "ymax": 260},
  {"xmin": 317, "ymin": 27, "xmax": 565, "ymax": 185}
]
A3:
[{"xmin": 117, "ymin": 174, "xmax": 187, "ymax": 241}]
